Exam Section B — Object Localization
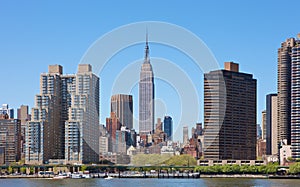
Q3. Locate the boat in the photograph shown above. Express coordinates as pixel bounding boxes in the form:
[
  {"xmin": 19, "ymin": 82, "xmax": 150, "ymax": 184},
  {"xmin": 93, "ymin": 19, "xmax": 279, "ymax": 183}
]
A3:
[
  {"xmin": 53, "ymin": 173, "xmax": 70, "ymax": 179},
  {"xmin": 70, "ymin": 171, "xmax": 91, "ymax": 179},
  {"xmin": 82, "ymin": 173, "xmax": 91, "ymax": 179},
  {"xmin": 71, "ymin": 172, "xmax": 82, "ymax": 179},
  {"xmin": 104, "ymin": 176, "xmax": 114, "ymax": 180},
  {"xmin": 53, "ymin": 175, "xmax": 66, "ymax": 179}
]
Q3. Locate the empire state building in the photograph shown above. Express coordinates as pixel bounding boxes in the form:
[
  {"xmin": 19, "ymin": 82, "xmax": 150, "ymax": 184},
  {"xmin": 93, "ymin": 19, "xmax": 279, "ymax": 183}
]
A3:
[{"xmin": 139, "ymin": 36, "xmax": 155, "ymax": 135}]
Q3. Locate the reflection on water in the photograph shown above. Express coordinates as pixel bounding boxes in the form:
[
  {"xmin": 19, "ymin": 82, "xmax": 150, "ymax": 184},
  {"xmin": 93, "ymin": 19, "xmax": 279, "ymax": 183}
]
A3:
[{"xmin": 0, "ymin": 178, "xmax": 299, "ymax": 187}]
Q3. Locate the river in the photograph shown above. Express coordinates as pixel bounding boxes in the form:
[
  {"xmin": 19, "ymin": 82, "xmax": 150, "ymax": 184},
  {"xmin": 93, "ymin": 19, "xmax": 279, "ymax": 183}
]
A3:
[{"xmin": 0, "ymin": 178, "xmax": 299, "ymax": 187}]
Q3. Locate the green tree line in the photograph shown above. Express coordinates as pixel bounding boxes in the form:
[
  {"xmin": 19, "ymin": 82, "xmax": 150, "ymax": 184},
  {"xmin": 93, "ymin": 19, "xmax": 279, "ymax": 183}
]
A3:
[
  {"xmin": 194, "ymin": 163, "xmax": 278, "ymax": 174},
  {"xmin": 131, "ymin": 154, "xmax": 196, "ymax": 166}
]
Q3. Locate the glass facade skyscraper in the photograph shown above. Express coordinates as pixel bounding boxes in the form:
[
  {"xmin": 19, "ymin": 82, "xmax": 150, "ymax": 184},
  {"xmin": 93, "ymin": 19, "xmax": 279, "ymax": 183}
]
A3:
[{"xmin": 163, "ymin": 116, "xmax": 173, "ymax": 141}]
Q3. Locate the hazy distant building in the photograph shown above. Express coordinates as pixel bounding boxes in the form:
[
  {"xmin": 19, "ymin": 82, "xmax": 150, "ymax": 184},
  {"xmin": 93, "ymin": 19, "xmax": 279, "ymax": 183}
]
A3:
[
  {"xmin": 261, "ymin": 111, "xmax": 267, "ymax": 140},
  {"xmin": 111, "ymin": 94, "xmax": 133, "ymax": 130},
  {"xmin": 99, "ymin": 136, "xmax": 109, "ymax": 154},
  {"xmin": 257, "ymin": 124, "xmax": 262, "ymax": 140},
  {"xmin": 139, "ymin": 36, "xmax": 155, "ymax": 135},
  {"xmin": 99, "ymin": 125, "xmax": 108, "ymax": 154},
  {"xmin": 26, "ymin": 64, "xmax": 100, "ymax": 164},
  {"xmin": 193, "ymin": 123, "xmax": 203, "ymax": 137},
  {"xmin": 164, "ymin": 116, "xmax": 173, "ymax": 141},
  {"xmin": 266, "ymin": 94, "xmax": 278, "ymax": 155},
  {"xmin": 0, "ymin": 104, "xmax": 14, "ymax": 119},
  {"xmin": 183, "ymin": 126, "xmax": 189, "ymax": 145},
  {"xmin": 0, "ymin": 115, "xmax": 21, "ymax": 165},
  {"xmin": 203, "ymin": 62, "xmax": 257, "ymax": 160},
  {"xmin": 291, "ymin": 34, "xmax": 300, "ymax": 158}
]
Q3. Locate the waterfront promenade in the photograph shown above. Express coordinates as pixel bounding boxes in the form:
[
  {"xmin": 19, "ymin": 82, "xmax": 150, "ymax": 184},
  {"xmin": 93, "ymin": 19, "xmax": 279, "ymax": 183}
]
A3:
[{"xmin": 2, "ymin": 172, "xmax": 300, "ymax": 179}]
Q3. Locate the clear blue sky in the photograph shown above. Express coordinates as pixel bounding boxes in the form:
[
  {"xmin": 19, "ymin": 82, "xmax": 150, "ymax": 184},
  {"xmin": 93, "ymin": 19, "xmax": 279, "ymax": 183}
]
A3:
[{"xmin": 1, "ymin": 1, "xmax": 300, "ymax": 141}]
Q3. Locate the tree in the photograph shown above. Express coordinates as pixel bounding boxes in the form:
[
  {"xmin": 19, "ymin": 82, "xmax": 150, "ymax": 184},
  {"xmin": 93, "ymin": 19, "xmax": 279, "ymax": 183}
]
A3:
[
  {"xmin": 163, "ymin": 155, "xmax": 197, "ymax": 166},
  {"xmin": 265, "ymin": 163, "xmax": 278, "ymax": 174},
  {"xmin": 248, "ymin": 165, "xmax": 258, "ymax": 174},
  {"xmin": 131, "ymin": 154, "xmax": 172, "ymax": 166},
  {"xmin": 287, "ymin": 157, "xmax": 295, "ymax": 162},
  {"xmin": 20, "ymin": 167, "xmax": 26, "ymax": 174},
  {"xmin": 221, "ymin": 164, "xmax": 233, "ymax": 174},
  {"xmin": 240, "ymin": 165, "xmax": 249, "ymax": 174},
  {"xmin": 30, "ymin": 167, "xmax": 35, "ymax": 175},
  {"xmin": 53, "ymin": 166, "xmax": 58, "ymax": 174},
  {"xmin": 258, "ymin": 165, "xmax": 266, "ymax": 174},
  {"xmin": 212, "ymin": 165, "xmax": 222, "ymax": 174},
  {"xmin": 232, "ymin": 164, "xmax": 241, "ymax": 174},
  {"xmin": 194, "ymin": 166, "xmax": 208, "ymax": 173},
  {"xmin": 80, "ymin": 165, "xmax": 87, "ymax": 172},
  {"xmin": 289, "ymin": 162, "xmax": 300, "ymax": 174},
  {"xmin": 7, "ymin": 166, "xmax": 13, "ymax": 174}
]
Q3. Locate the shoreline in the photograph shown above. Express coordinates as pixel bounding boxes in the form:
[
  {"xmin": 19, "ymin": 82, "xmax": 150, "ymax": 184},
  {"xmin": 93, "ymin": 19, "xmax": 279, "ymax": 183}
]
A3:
[{"xmin": 1, "ymin": 174, "xmax": 300, "ymax": 179}]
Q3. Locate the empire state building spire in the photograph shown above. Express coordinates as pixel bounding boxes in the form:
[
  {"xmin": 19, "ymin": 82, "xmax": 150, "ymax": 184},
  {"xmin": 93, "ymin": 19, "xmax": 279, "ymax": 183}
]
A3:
[{"xmin": 144, "ymin": 33, "xmax": 150, "ymax": 64}]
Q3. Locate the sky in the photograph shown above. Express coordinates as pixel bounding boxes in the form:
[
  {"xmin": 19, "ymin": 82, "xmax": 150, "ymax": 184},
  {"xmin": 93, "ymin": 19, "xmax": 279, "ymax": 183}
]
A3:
[{"xmin": 0, "ymin": 0, "xmax": 300, "ymax": 141}]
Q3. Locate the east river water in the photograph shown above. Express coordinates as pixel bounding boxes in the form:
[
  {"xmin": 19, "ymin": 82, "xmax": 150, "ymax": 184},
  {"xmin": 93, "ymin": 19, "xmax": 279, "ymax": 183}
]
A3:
[{"xmin": 0, "ymin": 178, "xmax": 299, "ymax": 187}]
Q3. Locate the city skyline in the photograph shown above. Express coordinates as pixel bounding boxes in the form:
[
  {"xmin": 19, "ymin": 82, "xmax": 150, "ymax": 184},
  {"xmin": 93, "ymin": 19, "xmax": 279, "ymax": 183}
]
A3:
[{"xmin": 1, "ymin": 1, "xmax": 300, "ymax": 141}]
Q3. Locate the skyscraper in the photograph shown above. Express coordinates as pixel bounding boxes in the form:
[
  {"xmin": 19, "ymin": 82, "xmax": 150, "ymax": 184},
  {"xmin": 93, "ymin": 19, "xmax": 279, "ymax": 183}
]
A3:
[
  {"xmin": 139, "ymin": 35, "xmax": 155, "ymax": 135},
  {"xmin": 163, "ymin": 116, "xmax": 173, "ymax": 141},
  {"xmin": 278, "ymin": 38, "xmax": 296, "ymax": 145},
  {"xmin": 111, "ymin": 94, "xmax": 133, "ymax": 130},
  {"xmin": 26, "ymin": 64, "xmax": 100, "ymax": 164},
  {"xmin": 183, "ymin": 126, "xmax": 189, "ymax": 145},
  {"xmin": 65, "ymin": 64, "xmax": 100, "ymax": 164},
  {"xmin": 203, "ymin": 62, "xmax": 257, "ymax": 160},
  {"xmin": 26, "ymin": 65, "xmax": 64, "ymax": 164},
  {"xmin": 266, "ymin": 94, "xmax": 278, "ymax": 155},
  {"xmin": 291, "ymin": 34, "xmax": 300, "ymax": 158}
]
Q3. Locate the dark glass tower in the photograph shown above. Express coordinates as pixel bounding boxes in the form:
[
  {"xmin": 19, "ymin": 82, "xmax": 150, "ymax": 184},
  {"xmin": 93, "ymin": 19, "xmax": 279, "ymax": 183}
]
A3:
[{"xmin": 163, "ymin": 116, "xmax": 173, "ymax": 141}]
